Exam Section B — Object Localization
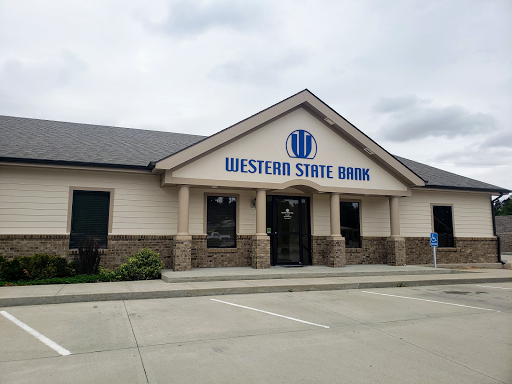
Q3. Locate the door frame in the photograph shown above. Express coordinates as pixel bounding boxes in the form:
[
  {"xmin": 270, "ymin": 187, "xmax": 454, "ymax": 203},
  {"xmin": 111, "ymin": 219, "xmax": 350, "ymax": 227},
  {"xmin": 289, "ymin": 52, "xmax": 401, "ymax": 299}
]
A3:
[{"xmin": 267, "ymin": 195, "xmax": 311, "ymax": 266}]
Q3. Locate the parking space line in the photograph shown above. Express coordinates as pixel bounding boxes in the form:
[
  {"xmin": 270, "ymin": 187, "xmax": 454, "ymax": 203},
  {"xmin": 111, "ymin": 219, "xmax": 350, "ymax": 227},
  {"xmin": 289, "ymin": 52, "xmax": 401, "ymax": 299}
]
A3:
[
  {"xmin": 476, "ymin": 285, "xmax": 512, "ymax": 290},
  {"xmin": 0, "ymin": 311, "xmax": 71, "ymax": 356},
  {"xmin": 360, "ymin": 291, "xmax": 501, "ymax": 312},
  {"xmin": 211, "ymin": 299, "xmax": 330, "ymax": 328}
]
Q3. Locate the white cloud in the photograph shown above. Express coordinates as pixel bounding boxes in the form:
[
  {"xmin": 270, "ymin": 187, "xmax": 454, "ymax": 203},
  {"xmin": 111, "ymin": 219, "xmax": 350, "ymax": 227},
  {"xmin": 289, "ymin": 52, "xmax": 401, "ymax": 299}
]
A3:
[
  {"xmin": 0, "ymin": 0, "xmax": 510, "ymax": 188},
  {"xmin": 374, "ymin": 96, "xmax": 498, "ymax": 142}
]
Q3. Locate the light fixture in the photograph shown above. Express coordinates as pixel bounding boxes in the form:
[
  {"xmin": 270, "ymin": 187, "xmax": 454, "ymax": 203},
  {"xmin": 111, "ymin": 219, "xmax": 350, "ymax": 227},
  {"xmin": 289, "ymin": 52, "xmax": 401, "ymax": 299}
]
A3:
[
  {"xmin": 211, "ymin": 186, "xmax": 218, "ymax": 189},
  {"xmin": 324, "ymin": 117, "xmax": 335, "ymax": 125},
  {"xmin": 363, "ymin": 148, "xmax": 374, "ymax": 155}
]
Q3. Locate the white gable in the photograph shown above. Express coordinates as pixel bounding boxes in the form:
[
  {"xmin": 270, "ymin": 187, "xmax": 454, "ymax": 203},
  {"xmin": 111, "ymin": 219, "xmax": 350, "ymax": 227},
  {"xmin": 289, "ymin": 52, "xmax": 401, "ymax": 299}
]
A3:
[{"xmin": 166, "ymin": 108, "xmax": 409, "ymax": 194}]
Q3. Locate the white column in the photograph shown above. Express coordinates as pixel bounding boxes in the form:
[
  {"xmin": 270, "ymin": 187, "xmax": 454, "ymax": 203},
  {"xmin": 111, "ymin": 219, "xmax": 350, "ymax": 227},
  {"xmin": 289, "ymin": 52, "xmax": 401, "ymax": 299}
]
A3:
[
  {"xmin": 255, "ymin": 189, "xmax": 267, "ymax": 236},
  {"xmin": 330, "ymin": 192, "xmax": 341, "ymax": 237},
  {"xmin": 177, "ymin": 185, "xmax": 190, "ymax": 236},
  {"xmin": 389, "ymin": 196, "xmax": 401, "ymax": 237}
]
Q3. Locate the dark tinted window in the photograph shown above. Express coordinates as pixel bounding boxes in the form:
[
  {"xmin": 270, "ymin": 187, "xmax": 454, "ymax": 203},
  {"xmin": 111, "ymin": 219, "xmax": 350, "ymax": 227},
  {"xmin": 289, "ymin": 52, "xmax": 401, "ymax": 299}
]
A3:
[
  {"xmin": 207, "ymin": 196, "xmax": 236, "ymax": 248},
  {"xmin": 70, "ymin": 190, "xmax": 110, "ymax": 249},
  {"xmin": 433, "ymin": 205, "xmax": 454, "ymax": 247},
  {"xmin": 340, "ymin": 202, "xmax": 361, "ymax": 248}
]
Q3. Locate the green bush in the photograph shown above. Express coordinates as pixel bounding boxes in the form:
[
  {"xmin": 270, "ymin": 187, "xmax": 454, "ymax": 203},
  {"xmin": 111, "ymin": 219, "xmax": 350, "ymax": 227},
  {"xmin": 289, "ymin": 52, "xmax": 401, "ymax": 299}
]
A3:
[
  {"xmin": 115, "ymin": 248, "xmax": 163, "ymax": 281},
  {"xmin": 0, "ymin": 254, "xmax": 75, "ymax": 281}
]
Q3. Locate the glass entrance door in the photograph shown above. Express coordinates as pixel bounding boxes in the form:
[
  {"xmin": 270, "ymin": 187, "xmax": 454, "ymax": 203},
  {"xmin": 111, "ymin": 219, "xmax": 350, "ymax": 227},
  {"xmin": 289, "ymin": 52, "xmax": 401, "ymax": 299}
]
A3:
[{"xmin": 266, "ymin": 196, "xmax": 311, "ymax": 266}]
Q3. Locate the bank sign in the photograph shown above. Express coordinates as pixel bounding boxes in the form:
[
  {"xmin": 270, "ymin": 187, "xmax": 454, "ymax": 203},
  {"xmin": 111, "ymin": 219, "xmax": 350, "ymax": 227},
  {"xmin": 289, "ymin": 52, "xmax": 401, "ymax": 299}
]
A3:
[{"xmin": 225, "ymin": 129, "xmax": 370, "ymax": 181}]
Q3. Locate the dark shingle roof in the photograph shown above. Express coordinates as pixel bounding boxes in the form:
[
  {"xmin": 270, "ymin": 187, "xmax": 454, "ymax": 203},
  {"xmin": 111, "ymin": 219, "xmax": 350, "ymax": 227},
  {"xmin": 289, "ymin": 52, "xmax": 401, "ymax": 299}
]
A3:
[
  {"xmin": 395, "ymin": 156, "xmax": 509, "ymax": 193},
  {"xmin": 0, "ymin": 115, "xmax": 205, "ymax": 169},
  {"xmin": 0, "ymin": 115, "xmax": 509, "ymax": 193}
]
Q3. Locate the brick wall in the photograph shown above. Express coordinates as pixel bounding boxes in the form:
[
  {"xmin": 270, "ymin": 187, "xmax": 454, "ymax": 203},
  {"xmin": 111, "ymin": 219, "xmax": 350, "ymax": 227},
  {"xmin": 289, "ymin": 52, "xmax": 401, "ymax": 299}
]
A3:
[
  {"xmin": 496, "ymin": 215, "xmax": 512, "ymax": 252},
  {"xmin": 500, "ymin": 234, "xmax": 512, "ymax": 253},
  {"xmin": 107, "ymin": 235, "xmax": 174, "ymax": 270},
  {"xmin": 312, "ymin": 236, "xmax": 328, "ymax": 265},
  {"xmin": 0, "ymin": 235, "xmax": 69, "ymax": 260},
  {"xmin": 313, "ymin": 236, "xmax": 388, "ymax": 265},
  {"xmin": 404, "ymin": 237, "xmax": 498, "ymax": 264},
  {"xmin": 0, "ymin": 234, "xmax": 174, "ymax": 270},
  {"xmin": 191, "ymin": 235, "xmax": 252, "ymax": 268},
  {"xmin": 1, "ymin": 233, "xmax": 499, "ymax": 269}
]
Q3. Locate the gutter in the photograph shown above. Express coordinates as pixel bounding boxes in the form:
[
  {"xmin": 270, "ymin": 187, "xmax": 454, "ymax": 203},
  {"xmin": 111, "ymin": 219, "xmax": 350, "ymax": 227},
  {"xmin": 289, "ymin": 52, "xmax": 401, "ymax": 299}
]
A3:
[{"xmin": 491, "ymin": 193, "xmax": 504, "ymax": 264}]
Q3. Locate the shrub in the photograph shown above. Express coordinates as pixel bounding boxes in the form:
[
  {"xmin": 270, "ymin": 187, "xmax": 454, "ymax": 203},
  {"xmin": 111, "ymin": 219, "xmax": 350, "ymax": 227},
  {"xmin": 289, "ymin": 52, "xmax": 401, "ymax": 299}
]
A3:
[
  {"xmin": 0, "ymin": 254, "xmax": 74, "ymax": 281},
  {"xmin": 115, "ymin": 248, "xmax": 163, "ymax": 281},
  {"xmin": 74, "ymin": 240, "xmax": 101, "ymax": 275}
]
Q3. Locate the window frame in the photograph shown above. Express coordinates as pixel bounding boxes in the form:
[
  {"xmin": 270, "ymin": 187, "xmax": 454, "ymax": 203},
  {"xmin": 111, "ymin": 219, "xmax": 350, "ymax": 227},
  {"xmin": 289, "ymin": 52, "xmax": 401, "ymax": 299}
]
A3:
[
  {"xmin": 67, "ymin": 187, "xmax": 114, "ymax": 249},
  {"xmin": 431, "ymin": 204, "xmax": 456, "ymax": 248},
  {"xmin": 340, "ymin": 199, "xmax": 362, "ymax": 249},
  {"xmin": 204, "ymin": 193, "xmax": 239, "ymax": 249}
]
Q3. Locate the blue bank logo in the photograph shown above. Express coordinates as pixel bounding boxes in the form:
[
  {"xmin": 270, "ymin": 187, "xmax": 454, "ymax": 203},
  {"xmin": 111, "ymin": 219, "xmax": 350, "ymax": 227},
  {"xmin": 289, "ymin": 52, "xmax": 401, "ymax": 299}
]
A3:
[{"xmin": 286, "ymin": 130, "xmax": 317, "ymax": 159}]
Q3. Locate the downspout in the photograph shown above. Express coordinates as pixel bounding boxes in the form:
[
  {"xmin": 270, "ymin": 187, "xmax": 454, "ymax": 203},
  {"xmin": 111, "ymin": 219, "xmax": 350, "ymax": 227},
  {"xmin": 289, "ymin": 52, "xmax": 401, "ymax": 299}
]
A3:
[{"xmin": 491, "ymin": 193, "xmax": 504, "ymax": 264}]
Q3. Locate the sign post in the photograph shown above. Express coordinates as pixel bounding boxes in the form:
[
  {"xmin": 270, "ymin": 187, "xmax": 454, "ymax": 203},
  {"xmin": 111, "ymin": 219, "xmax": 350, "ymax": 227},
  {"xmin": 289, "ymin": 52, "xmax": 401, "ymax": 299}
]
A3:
[{"xmin": 430, "ymin": 233, "xmax": 438, "ymax": 268}]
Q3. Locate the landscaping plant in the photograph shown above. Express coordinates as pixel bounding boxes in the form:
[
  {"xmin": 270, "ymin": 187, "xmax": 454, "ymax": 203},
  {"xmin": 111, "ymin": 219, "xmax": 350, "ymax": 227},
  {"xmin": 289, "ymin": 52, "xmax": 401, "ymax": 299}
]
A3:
[
  {"xmin": 115, "ymin": 248, "xmax": 163, "ymax": 280},
  {"xmin": 74, "ymin": 240, "xmax": 101, "ymax": 275}
]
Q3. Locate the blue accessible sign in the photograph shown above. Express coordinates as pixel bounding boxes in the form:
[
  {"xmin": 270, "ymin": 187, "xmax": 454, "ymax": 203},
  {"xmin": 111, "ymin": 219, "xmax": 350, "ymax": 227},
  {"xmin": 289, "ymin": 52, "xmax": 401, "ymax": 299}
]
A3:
[
  {"xmin": 430, "ymin": 232, "xmax": 438, "ymax": 268},
  {"xmin": 430, "ymin": 233, "xmax": 438, "ymax": 247}
]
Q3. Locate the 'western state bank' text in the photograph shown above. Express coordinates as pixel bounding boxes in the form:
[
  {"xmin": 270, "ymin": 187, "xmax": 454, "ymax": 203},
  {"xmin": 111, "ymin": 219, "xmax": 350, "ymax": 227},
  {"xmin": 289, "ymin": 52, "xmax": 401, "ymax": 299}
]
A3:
[{"xmin": 225, "ymin": 158, "xmax": 370, "ymax": 180}]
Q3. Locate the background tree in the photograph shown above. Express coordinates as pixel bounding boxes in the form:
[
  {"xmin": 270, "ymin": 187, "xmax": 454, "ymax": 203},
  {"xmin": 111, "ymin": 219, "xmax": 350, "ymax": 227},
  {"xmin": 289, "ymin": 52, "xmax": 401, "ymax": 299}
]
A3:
[{"xmin": 494, "ymin": 196, "xmax": 512, "ymax": 216}]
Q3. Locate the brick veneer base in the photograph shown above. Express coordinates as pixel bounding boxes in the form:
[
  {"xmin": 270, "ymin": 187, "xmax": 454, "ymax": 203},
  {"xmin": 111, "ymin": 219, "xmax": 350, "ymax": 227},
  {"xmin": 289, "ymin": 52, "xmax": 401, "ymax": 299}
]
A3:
[
  {"xmin": 387, "ymin": 237, "xmax": 406, "ymax": 266},
  {"xmin": 1, "ymin": 234, "xmax": 499, "ymax": 270},
  {"xmin": 0, "ymin": 234, "xmax": 175, "ymax": 270},
  {"xmin": 0, "ymin": 235, "xmax": 70, "ymax": 261},
  {"xmin": 107, "ymin": 235, "xmax": 174, "ymax": 270},
  {"xmin": 326, "ymin": 237, "xmax": 346, "ymax": 267},
  {"xmin": 252, "ymin": 236, "xmax": 271, "ymax": 269},
  {"xmin": 405, "ymin": 237, "xmax": 499, "ymax": 264},
  {"xmin": 313, "ymin": 236, "xmax": 388, "ymax": 265},
  {"xmin": 191, "ymin": 235, "xmax": 252, "ymax": 268},
  {"xmin": 173, "ymin": 237, "xmax": 192, "ymax": 271}
]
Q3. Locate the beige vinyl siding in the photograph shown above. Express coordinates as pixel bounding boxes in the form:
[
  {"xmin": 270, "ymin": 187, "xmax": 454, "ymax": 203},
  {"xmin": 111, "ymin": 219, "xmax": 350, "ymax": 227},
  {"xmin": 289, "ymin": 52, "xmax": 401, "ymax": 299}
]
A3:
[
  {"xmin": 238, "ymin": 191, "xmax": 256, "ymax": 235},
  {"xmin": 400, "ymin": 189, "xmax": 494, "ymax": 238},
  {"xmin": 360, "ymin": 196, "xmax": 390, "ymax": 237},
  {"xmin": 0, "ymin": 165, "xmax": 177, "ymax": 235},
  {"xmin": 312, "ymin": 194, "xmax": 330, "ymax": 236}
]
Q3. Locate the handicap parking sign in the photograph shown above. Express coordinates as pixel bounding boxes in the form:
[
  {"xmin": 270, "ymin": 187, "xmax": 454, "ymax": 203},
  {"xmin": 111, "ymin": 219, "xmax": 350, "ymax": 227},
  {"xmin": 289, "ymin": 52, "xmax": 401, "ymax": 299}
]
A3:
[{"xmin": 430, "ymin": 233, "xmax": 438, "ymax": 247}]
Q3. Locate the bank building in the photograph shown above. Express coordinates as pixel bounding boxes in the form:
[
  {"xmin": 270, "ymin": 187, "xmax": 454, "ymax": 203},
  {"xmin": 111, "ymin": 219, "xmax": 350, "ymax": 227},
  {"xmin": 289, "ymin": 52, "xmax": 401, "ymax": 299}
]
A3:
[{"xmin": 0, "ymin": 90, "xmax": 509, "ymax": 270}]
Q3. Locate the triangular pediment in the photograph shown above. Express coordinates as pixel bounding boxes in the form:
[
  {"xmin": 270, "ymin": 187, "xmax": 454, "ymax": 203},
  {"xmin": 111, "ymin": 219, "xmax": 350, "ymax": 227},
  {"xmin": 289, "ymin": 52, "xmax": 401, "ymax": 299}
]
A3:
[{"xmin": 155, "ymin": 90, "xmax": 424, "ymax": 195}]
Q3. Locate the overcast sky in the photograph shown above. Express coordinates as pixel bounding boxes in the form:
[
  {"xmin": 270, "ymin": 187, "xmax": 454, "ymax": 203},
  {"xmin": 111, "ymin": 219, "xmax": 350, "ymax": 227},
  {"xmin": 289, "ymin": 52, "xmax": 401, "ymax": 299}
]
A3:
[{"xmin": 1, "ymin": 0, "xmax": 511, "ymax": 194}]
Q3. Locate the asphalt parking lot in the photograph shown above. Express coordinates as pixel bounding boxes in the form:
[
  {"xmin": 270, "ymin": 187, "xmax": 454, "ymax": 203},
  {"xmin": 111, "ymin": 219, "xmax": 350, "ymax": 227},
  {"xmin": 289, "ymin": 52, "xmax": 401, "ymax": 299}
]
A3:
[{"xmin": 1, "ymin": 282, "xmax": 510, "ymax": 384}]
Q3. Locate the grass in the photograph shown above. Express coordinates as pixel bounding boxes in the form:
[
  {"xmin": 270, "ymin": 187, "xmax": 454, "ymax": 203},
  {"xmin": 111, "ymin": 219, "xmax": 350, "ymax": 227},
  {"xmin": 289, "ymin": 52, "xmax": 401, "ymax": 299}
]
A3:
[{"xmin": 0, "ymin": 274, "xmax": 119, "ymax": 287}]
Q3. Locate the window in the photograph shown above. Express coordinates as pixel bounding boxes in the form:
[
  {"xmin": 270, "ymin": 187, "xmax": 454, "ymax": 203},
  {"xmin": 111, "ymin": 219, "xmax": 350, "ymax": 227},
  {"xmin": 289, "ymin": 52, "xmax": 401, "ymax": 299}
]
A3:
[
  {"xmin": 433, "ymin": 205, "xmax": 454, "ymax": 248},
  {"xmin": 69, "ymin": 190, "xmax": 110, "ymax": 249},
  {"xmin": 340, "ymin": 201, "xmax": 361, "ymax": 248},
  {"xmin": 207, "ymin": 196, "xmax": 237, "ymax": 248}
]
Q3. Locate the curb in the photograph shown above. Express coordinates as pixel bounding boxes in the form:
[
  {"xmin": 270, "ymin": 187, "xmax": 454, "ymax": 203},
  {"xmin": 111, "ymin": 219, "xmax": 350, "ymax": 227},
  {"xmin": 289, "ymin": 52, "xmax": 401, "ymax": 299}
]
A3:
[
  {"xmin": 161, "ymin": 268, "xmax": 462, "ymax": 283},
  {"xmin": 2, "ymin": 276, "xmax": 511, "ymax": 308}
]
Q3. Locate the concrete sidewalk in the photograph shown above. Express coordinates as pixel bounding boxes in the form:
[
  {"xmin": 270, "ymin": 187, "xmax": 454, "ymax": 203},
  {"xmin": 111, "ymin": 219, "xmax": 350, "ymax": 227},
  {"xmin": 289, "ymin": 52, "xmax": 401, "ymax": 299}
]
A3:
[{"xmin": 1, "ymin": 265, "xmax": 511, "ymax": 307}]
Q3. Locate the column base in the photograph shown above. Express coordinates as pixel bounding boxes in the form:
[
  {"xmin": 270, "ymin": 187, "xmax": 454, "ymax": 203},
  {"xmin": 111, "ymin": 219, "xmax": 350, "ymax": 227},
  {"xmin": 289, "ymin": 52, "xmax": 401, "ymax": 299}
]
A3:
[
  {"xmin": 387, "ymin": 236, "xmax": 406, "ymax": 266},
  {"xmin": 327, "ymin": 235, "xmax": 346, "ymax": 268},
  {"xmin": 251, "ymin": 235, "xmax": 270, "ymax": 269},
  {"xmin": 173, "ymin": 235, "xmax": 192, "ymax": 271}
]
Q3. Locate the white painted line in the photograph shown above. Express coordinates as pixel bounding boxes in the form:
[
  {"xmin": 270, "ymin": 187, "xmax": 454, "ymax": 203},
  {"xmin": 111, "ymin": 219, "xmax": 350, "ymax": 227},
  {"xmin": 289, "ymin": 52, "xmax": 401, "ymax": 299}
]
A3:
[
  {"xmin": 0, "ymin": 311, "xmax": 71, "ymax": 356},
  {"xmin": 476, "ymin": 285, "xmax": 512, "ymax": 290},
  {"xmin": 211, "ymin": 299, "xmax": 330, "ymax": 328},
  {"xmin": 360, "ymin": 291, "xmax": 500, "ymax": 312}
]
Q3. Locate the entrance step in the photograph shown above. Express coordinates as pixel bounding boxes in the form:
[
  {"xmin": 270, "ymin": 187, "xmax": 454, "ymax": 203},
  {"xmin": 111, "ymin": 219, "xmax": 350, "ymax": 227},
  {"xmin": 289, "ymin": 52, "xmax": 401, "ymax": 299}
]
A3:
[{"xmin": 161, "ymin": 265, "xmax": 466, "ymax": 284}]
